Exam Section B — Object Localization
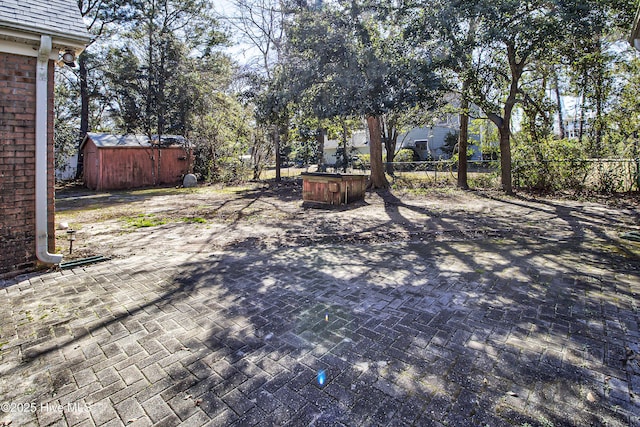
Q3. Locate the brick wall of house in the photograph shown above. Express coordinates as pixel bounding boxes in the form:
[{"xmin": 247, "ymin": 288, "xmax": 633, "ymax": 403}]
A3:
[{"xmin": 0, "ymin": 52, "xmax": 56, "ymax": 276}]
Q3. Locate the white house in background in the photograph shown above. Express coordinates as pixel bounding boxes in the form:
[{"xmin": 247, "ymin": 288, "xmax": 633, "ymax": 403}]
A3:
[
  {"xmin": 322, "ymin": 119, "xmax": 482, "ymax": 164},
  {"xmin": 400, "ymin": 113, "xmax": 483, "ymax": 161},
  {"xmin": 560, "ymin": 112, "xmax": 595, "ymax": 140},
  {"xmin": 323, "ymin": 131, "xmax": 369, "ymax": 164}
]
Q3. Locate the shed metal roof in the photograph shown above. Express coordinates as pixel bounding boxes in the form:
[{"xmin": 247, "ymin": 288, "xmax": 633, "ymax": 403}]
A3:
[
  {"xmin": 0, "ymin": 0, "xmax": 90, "ymax": 44},
  {"xmin": 82, "ymin": 133, "xmax": 187, "ymax": 149}
]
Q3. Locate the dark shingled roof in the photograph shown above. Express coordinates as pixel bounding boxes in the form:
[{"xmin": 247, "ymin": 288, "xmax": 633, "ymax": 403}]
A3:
[{"xmin": 0, "ymin": 0, "xmax": 90, "ymax": 43}]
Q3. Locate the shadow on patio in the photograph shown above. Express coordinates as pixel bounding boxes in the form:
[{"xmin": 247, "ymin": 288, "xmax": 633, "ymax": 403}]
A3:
[{"xmin": 2, "ymin": 189, "xmax": 639, "ymax": 426}]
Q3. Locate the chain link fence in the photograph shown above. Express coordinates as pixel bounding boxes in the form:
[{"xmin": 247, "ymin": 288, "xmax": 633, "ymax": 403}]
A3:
[
  {"xmin": 513, "ymin": 158, "xmax": 640, "ymax": 193},
  {"xmin": 349, "ymin": 158, "xmax": 640, "ymax": 192},
  {"xmin": 375, "ymin": 160, "xmax": 497, "ymax": 185}
]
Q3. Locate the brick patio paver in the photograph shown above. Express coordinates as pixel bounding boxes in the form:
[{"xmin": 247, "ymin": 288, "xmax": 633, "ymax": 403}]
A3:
[{"xmin": 1, "ymin": 195, "xmax": 639, "ymax": 426}]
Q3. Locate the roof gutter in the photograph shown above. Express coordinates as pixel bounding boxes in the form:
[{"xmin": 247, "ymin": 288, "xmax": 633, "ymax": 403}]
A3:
[
  {"xmin": 35, "ymin": 35, "xmax": 62, "ymax": 266},
  {"xmin": 0, "ymin": 23, "xmax": 91, "ymax": 48}
]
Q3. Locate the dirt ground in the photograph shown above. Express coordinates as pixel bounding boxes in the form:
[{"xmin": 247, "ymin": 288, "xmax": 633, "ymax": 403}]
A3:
[{"xmin": 54, "ymin": 179, "xmax": 640, "ymax": 265}]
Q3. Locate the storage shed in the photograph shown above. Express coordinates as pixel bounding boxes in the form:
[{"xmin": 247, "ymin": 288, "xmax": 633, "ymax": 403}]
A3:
[{"xmin": 80, "ymin": 133, "xmax": 191, "ymax": 191}]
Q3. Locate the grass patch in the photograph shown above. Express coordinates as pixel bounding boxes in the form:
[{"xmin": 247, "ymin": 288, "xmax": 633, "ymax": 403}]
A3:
[
  {"xmin": 181, "ymin": 217, "xmax": 207, "ymax": 224},
  {"xmin": 128, "ymin": 186, "xmax": 202, "ymax": 196},
  {"xmin": 124, "ymin": 214, "xmax": 166, "ymax": 228},
  {"xmin": 213, "ymin": 185, "xmax": 255, "ymax": 194}
]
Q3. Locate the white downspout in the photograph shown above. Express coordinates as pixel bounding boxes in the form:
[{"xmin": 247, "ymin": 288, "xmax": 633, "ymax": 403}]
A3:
[{"xmin": 35, "ymin": 35, "xmax": 63, "ymax": 265}]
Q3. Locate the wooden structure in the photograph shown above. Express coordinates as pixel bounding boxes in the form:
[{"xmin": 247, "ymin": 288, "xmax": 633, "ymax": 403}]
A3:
[
  {"xmin": 81, "ymin": 133, "xmax": 191, "ymax": 191},
  {"xmin": 301, "ymin": 173, "xmax": 367, "ymax": 205}
]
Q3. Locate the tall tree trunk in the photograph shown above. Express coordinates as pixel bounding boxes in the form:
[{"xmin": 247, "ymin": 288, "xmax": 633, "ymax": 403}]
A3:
[
  {"xmin": 458, "ymin": 109, "xmax": 469, "ymax": 190},
  {"xmin": 457, "ymin": 19, "xmax": 477, "ymax": 189},
  {"xmin": 76, "ymin": 52, "xmax": 90, "ymax": 180},
  {"xmin": 341, "ymin": 120, "xmax": 349, "ymax": 173},
  {"xmin": 146, "ymin": 22, "xmax": 154, "ymax": 138},
  {"xmin": 156, "ymin": 52, "xmax": 165, "ymax": 187},
  {"xmin": 157, "ymin": 50, "xmax": 166, "ymax": 137},
  {"xmin": 498, "ymin": 125, "xmax": 512, "ymax": 195},
  {"xmin": 593, "ymin": 37, "xmax": 604, "ymax": 156},
  {"xmin": 274, "ymin": 126, "xmax": 281, "ymax": 182},
  {"xmin": 79, "ymin": 53, "xmax": 89, "ymax": 140},
  {"xmin": 145, "ymin": 16, "xmax": 157, "ymax": 185},
  {"xmin": 458, "ymin": 81, "xmax": 470, "ymax": 189},
  {"xmin": 578, "ymin": 91, "xmax": 585, "ymax": 143},
  {"xmin": 594, "ymin": 70, "xmax": 604, "ymax": 156},
  {"xmin": 385, "ymin": 143, "xmax": 395, "ymax": 176},
  {"xmin": 595, "ymin": 93, "xmax": 603, "ymax": 155},
  {"xmin": 495, "ymin": 44, "xmax": 520, "ymax": 195},
  {"xmin": 382, "ymin": 115, "xmax": 397, "ymax": 176},
  {"xmin": 366, "ymin": 115, "xmax": 389, "ymax": 190},
  {"xmin": 252, "ymin": 134, "xmax": 262, "ymax": 180},
  {"xmin": 497, "ymin": 98, "xmax": 516, "ymax": 195},
  {"xmin": 553, "ymin": 68, "xmax": 565, "ymax": 139},
  {"xmin": 316, "ymin": 128, "xmax": 325, "ymax": 171},
  {"xmin": 487, "ymin": 108, "xmax": 514, "ymax": 195}
]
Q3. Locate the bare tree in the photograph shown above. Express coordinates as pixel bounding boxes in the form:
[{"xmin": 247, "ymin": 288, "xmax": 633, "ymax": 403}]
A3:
[
  {"xmin": 223, "ymin": 0, "xmax": 287, "ymax": 180},
  {"xmin": 224, "ymin": 0, "xmax": 285, "ymax": 80}
]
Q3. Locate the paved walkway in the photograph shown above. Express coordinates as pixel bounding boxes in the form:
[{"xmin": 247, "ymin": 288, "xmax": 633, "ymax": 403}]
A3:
[{"xmin": 1, "ymin": 199, "xmax": 640, "ymax": 426}]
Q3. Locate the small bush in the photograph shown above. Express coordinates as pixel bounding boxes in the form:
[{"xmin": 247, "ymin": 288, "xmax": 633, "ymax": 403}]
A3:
[
  {"xmin": 512, "ymin": 138, "xmax": 589, "ymax": 192},
  {"xmin": 354, "ymin": 153, "xmax": 370, "ymax": 171},
  {"xmin": 390, "ymin": 149, "xmax": 418, "ymax": 172},
  {"xmin": 218, "ymin": 157, "xmax": 252, "ymax": 184},
  {"xmin": 394, "ymin": 148, "xmax": 417, "ymax": 163},
  {"xmin": 468, "ymin": 172, "xmax": 500, "ymax": 189},
  {"xmin": 593, "ymin": 162, "xmax": 629, "ymax": 194}
]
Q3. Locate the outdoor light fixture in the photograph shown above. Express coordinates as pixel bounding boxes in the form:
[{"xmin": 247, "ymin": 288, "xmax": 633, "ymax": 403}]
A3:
[
  {"xmin": 66, "ymin": 229, "xmax": 77, "ymax": 254},
  {"xmin": 61, "ymin": 50, "xmax": 77, "ymax": 67}
]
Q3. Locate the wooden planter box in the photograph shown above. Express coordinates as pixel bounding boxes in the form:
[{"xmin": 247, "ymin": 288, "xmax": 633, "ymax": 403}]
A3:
[{"xmin": 301, "ymin": 172, "xmax": 367, "ymax": 205}]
